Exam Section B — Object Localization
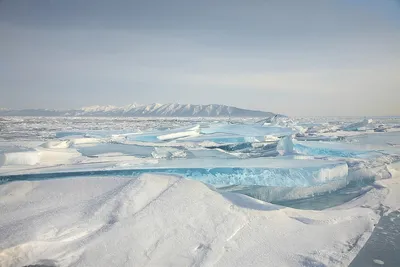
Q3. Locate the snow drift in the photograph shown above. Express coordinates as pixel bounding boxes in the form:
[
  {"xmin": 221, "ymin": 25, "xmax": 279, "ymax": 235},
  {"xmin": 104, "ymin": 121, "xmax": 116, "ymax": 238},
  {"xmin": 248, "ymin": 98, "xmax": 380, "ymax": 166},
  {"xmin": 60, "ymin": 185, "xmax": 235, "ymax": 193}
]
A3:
[{"xmin": 1, "ymin": 173, "xmax": 394, "ymax": 267}]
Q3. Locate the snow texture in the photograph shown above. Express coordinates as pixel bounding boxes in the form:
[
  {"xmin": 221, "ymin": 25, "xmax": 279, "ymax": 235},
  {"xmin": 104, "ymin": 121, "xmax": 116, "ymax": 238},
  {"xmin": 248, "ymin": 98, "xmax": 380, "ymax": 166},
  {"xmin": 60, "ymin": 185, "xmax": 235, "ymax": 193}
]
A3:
[
  {"xmin": 2, "ymin": 173, "xmax": 399, "ymax": 267},
  {"xmin": 1, "ymin": 116, "xmax": 400, "ymax": 266}
]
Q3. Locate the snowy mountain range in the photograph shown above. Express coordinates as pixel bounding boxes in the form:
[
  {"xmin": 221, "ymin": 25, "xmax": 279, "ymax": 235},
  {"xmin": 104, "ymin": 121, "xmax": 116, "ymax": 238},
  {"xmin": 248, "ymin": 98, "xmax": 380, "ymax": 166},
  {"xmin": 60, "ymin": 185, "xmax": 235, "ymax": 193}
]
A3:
[{"xmin": 0, "ymin": 103, "xmax": 276, "ymax": 117}]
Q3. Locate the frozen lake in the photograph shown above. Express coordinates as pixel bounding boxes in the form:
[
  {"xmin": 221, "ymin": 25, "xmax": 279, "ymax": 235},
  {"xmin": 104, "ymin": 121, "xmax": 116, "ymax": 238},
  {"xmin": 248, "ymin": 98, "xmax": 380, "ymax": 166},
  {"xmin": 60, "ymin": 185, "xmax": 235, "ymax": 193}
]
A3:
[{"xmin": 1, "ymin": 116, "xmax": 400, "ymax": 266}]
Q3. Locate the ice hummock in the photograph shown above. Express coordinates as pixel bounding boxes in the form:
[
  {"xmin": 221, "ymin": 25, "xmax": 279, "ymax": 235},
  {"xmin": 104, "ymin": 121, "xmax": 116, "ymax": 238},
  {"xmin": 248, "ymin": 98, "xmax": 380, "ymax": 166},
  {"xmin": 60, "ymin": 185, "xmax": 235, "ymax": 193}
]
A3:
[
  {"xmin": 205, "ymin": 142, "xmax": 279, "ymax": 158},
  {"xmin": 0, "ymin": 148, "xmax": 81, "ymax": 167},
  {"xmin": 1, "ymin": 117, "xmax": 400, "ymax": 204},
  {"xmin": 177, "ymin": 133, "xmax": 263, "ymax": 144},
  {"xmin": 2, "ymin": 116, "xmax": 400, "ymax": 267},
  {"xmin": 126, "ymin": 125, "xmax": 201, "ymax": 142},
  {"xmin": 343, "ymin": 118, "xmax": 373, "ymax": 131},
  {"xmin": 0, "ymin": 157, "xmax": 350, "ymax": 202}
]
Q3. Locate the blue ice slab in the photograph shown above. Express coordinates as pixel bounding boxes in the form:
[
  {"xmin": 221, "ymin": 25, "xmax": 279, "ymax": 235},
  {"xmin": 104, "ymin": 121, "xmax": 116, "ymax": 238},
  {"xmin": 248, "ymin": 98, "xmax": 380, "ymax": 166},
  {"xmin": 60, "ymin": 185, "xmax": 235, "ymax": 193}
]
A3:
[
  {"xmin": 0, "ymin": 158, "xmax": 348, "ymax": 188},
  {"xmin": 77, "ymin": 143, "xmax": 238, "ymax": 160},
  {"xmin": 126, "ymin": 125, "xmax": 200, "ymax": 142},
  {"xmin": 171, "ymin": 165, "xmax": 346, "ymax": 187},
  {"xmin": 55, "ymin": 131, "xmax": 87, "ymax": 138},
  {"xmin": 205, "ymin": 142, "xmax": 279, "ymax": 158},
  {"xmin": 205, "ymin": 142, "xmax": 276, "ymax": 152},
  {"xmin": 220, "ymin": 178, "xmax": 351, "ymax": 203},
  {"xmin": 187, "ymin": 149, "xmax": 237, "ymax": 159},
  {"xmin": 178, "ymin": 133, "xmax": 263, "ymax": 144},
  {"xmin": 201, "ymin": 124, "xmax": 293, "ymax": 137},
  {"xmin": 269, "ymin": 180, "xmax": 374, "ymax": 209},
  {"xmin": 56, "ymin": 130, "xmax": 141, "ymax": 139},
  {"xmin": 294, "ymin": 135, "xmax": 341, "ymax": 142},
  {"xmin": 0, "ymin": 165, "xmax": 349, "ymax": 204},
  {"xmin": 294, "ymin": 141, "xmax": 377, "ymax": 158},
  {"xmin": 126, "ymin": 134, "xmax": 160, "ymax": 142},
  {"xmin": 77, "ymin": 143, "xmax": 155, "ymax": 157}
]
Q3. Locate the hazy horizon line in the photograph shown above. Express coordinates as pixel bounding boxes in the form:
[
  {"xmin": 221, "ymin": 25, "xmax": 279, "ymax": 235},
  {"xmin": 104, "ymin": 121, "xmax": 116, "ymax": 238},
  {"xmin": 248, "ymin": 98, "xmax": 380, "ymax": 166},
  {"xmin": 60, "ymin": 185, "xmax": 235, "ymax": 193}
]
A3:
[{"xmin": 1, "ymin": 103, "xmax": 399, "ymax": 117}]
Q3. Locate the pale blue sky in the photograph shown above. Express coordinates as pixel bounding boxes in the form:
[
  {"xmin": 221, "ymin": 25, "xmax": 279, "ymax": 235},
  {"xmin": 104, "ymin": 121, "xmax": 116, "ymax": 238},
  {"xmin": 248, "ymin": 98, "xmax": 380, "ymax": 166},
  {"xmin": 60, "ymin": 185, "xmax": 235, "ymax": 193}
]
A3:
[{"xmin": 1, "ymin": 0, "xmax": 399, "ymax": 116}]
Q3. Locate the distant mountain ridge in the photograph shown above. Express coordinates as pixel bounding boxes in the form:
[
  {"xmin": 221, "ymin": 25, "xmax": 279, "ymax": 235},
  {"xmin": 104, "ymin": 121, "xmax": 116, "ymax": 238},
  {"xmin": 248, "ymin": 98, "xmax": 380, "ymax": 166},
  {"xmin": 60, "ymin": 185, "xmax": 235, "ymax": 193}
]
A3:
[{"xmin": 0, "ymin": 103, "xmax": 276, "ymax": 117}]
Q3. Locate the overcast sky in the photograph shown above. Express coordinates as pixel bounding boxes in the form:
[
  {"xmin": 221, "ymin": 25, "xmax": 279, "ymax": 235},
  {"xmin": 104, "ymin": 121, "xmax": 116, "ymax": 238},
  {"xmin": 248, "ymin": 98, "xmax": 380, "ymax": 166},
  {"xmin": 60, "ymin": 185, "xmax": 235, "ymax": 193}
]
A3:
[{"xmin": 1, "ymin": 0, "xmax": 399, "ymax": 116}]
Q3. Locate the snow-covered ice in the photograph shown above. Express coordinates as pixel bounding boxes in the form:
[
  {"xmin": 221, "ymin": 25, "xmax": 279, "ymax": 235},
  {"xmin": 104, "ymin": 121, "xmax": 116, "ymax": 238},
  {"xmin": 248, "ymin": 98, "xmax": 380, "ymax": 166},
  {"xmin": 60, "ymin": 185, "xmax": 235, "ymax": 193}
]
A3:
[
  {"xmin": 1, "ymin": 116, "xmax": 400, "ymax": 266},
  {"xmin": 1, "ymin": 173, "xmax": 400, "ymax": 267}
]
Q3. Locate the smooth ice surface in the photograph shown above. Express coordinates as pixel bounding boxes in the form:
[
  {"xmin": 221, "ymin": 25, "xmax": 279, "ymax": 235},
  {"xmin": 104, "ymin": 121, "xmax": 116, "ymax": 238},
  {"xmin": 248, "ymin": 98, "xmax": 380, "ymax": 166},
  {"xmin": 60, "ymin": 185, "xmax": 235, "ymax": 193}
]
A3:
[
  {"xmin": 177, "ymin": 133, "xmax": 263, "ymax": 144},
  {"xmin": 77, "ymin": 143, "xmax": 155, "ymax": 158},
  {"xmin": 293, "ymin": 141, "xmax": 376, "ymax": 158},
  {"xmin": 201, "ymin": 123, "xmax": 294, "ymax": 137},
  {"xmin": 345, "ymin": 131, "xmax": 400, "ymax": 154},
  {"xmin": 350, "ymin": 211, "xmax": 400, "ymax": 267}
]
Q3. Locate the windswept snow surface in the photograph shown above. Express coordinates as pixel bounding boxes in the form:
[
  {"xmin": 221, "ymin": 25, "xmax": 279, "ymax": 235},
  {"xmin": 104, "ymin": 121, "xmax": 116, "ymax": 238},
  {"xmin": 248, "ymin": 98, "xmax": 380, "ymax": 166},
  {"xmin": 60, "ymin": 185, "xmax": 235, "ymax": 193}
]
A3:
[
  {"xmin": 1, "ymin": 116, "xmax": 400, "ymax": 266},
  {"xmin": 1, "ymin": 174, "xmax": 400, "ymax": 267}
]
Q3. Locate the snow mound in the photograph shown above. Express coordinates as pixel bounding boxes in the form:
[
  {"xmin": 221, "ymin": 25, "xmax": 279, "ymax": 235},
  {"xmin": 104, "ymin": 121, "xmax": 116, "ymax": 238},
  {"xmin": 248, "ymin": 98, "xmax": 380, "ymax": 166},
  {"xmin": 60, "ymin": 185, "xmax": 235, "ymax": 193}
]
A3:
[
  {"xmin": 0, "ymin": 174, "xmax": 385, "ymax": 267},
  {"xmin": 0, "ymin": 149, "xmax": 81, "ymax": 167},
  {"xmin": 41, "ymin": 140, "xmax": 72, "ymax": 149},
  {"xmin": 0, "ymin": 151, "xmax": 40, "ymax": 166},
  {"xmin": 151, "ymin": 147, "xmax": 190, "ymax": 159},
  {"xmin": 71, "ymin": 138, "xmax": 102, "ymax": 145}
]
